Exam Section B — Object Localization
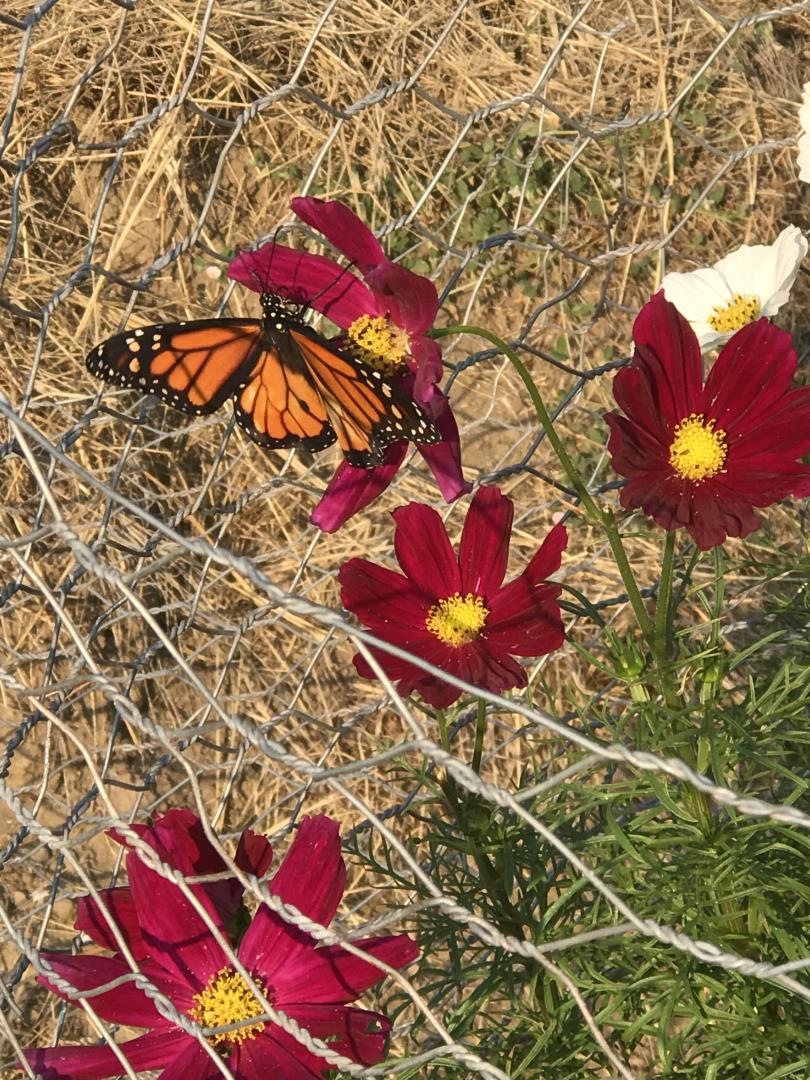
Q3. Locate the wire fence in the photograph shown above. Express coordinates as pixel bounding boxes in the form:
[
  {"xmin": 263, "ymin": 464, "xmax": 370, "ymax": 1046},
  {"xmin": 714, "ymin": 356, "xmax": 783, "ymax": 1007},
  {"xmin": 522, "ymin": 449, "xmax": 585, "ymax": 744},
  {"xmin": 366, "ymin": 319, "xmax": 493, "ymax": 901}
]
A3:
[{"xmin": 2, "ymin": 1, "xmax": 809, "ymax": 1076}]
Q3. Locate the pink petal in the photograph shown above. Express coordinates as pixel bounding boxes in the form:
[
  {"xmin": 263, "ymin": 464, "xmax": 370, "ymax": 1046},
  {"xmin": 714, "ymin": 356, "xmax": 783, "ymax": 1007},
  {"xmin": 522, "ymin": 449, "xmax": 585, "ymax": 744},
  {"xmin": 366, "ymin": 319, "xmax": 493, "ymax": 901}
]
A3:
[
  {"xmin": 363, "ymin": 262, "xmax": 439, "ymax": 334},
  {"xmin": 111, "ymin": 810, "xmax": 244, "ymax": 924},
  {"xmin": 310, "ymin": 442, "xmax": 408, "ymax": 533},
  {"xmin": 408, "ymin": 335, "xmax": 444, "ymax": 402},
  {"xmin": 275, "ymin": 934, "xmax": 418, "ymax": 1005},
  {"xmin": 156, "ymin": 1038, "xmax": 218, "ymax": 1080},
  {"xmin": 126, "ymin": 846, "xmax": 229, "ymax": 988},
  {"xmin": 75, "ymin": 888, "xmax": 148, "ymax": 960},
  {"xmin": 485, "ymin": 585, "xmax": 565, "ymax": 656},
  {"xmin": 24, "ymin": 1028, "xmax": 191, "ymax": 1080},
  {"xmin": 457, "ymin": 638, "xmax": 529, "ymax": 695},
  {"xmin": 351, "ymin": 632, "xmax": 456, "ymax": 685},
  {"xmin": 235, "ymin": 830, "xmax": 274, "ymax": 879},
  {"xmin": 285, "ymin": 1004, "xmax": 391, "ymax": 1066},
  {"xmin": 149, "ymin": 811, "xmax": 247, "ymax": 925},
  {"xmin": 608, "ymin": 367, "xmax": 672, "ymax": 456},
  {"xmin": 406, "ymin": 673, "xmax": 465, "ymax": 708},
  {"xmin": 392, "ymin": 503, "xmax": 460, "ymax": 597},
  {"xmin": 416, "ymin": 391, "xmax": 470, "ymax": 502},
  {"xmin": 37, "ymin": 953, "xmax": 187, "ymax": 1027},
  {"xmin": 458, "ymin": 486, "xmax": 513, "ymax": 596},
  {"xmin": 292, "ymin": 196, "xmax": 386, "ymax": 274},
  {"xmin": 486, "ymin": 523, "xmax": 567, "ymax": 655},
  {"xmin": 235, "ymin": 1030, "xmax": 328, "ymax": 1079},
  {"xmin": 227, "ymin": 244, "xmax": 375, "ymax": 327},
  {"xmin": 239, "ymin": 817, "xmax": 345, "ymax": 983},
  {"xmin": 339, "ymin": 558, "xmax": 433, "ymax": 628},
  {"xmin": 704, "ymin": 319, "xmax": 798, "ymax": 435},
  {"xmin": 629, "ymin": 292, "xmax": 703, "ymax": 426}
]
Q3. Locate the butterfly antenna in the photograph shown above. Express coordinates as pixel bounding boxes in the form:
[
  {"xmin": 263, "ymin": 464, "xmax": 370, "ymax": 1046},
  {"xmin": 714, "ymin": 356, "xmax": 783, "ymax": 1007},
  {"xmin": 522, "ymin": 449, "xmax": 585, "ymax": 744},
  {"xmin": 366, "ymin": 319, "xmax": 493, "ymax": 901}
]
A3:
[
  {"xmin": 304, "ymin": 258, "xmax": 358, "ymax": 321},
  {"xmin": 246, "ymin": 222, "xmax": 285, "ymax": 296}
]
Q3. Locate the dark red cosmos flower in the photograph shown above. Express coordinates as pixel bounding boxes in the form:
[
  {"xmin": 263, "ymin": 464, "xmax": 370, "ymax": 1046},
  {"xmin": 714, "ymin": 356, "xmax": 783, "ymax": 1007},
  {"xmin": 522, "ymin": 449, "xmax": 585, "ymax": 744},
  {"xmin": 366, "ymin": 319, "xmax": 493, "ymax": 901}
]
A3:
[
  {"xmin": 73, "ymin": 808, "xmax": 274, "ymax": 965},
  {"xmin": 339, "ymin": 486, "xmax": 567, "ymax": 708},
  {"xmin": 26, "ymin": 814, "xmax": 418, "ymax": 1080},
  {"xmin": 605, "ymin": 291, "xmax": 810, "ymax": 550},
  {"xmin": 228, "ymin": 196, "xmax": 470, "ymax": 533}
]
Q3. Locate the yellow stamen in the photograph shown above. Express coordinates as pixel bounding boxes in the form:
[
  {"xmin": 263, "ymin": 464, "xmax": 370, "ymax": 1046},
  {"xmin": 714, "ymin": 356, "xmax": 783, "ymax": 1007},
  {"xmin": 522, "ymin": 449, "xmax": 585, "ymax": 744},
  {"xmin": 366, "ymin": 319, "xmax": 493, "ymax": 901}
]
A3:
[
  {"xmin": 425, "ymin": 593, "xmax": 489, "ymax": 646},
  {"xmin": 669, "ymin": 413, "xmax": 727, "ymax": 482},
  {"xmin": 189, "ymin": 968, "xmax": 267, "ymax": 1046},
  {"xmin": 347, "ymin": 314, "xmax": 409, "ymax": 374},
  {"xmin": 707, "ymin": 293, "xmax": 761, "ymax": 333}
]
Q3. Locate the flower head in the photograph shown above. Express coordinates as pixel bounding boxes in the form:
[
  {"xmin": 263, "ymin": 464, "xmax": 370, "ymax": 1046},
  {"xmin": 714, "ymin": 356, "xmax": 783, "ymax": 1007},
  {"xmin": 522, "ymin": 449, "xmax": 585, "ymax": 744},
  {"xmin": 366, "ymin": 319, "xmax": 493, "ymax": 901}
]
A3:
[
  {"xmin": 660, "ymin": 225, "xmax": 807, "ymax": 350},
  {"xmin": 25, "ymin": 814, "xmax": 418, "ymax": 1080},
  {"xmin": 228, "ymin": 198, "xmax": 469, "ymax": 530},
  {"xmin": 74, "ymin": 808, "xmax": 274, "ymax": 963},
  {"xmin": 798, "ymin": 81, "xmax": 810, "ymax": 182},
  {"xmin": 339, "ymin": 486, "xmax": 567, "ymax": 708},
  {"xmin": 228, "ymin": 196, "xmax": 443, "ymax": 403},
  {"xmin": 605, "ymin": 292, "xmax": 810, "ymax": 550}
]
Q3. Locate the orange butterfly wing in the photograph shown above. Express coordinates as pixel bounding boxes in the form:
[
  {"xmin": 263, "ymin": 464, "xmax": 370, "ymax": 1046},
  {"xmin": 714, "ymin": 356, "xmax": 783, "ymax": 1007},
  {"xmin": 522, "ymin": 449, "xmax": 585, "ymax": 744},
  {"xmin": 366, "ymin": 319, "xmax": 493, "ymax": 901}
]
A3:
[
  {"xmin": 234, "ymin": 325, "xmax": 438, "ymax": 467},
  {"xmin": 233, "ymin": 340, "xmax": 337, "ymax": 457},
  {"xmin": 86, "ymin": 320, "xmax": 264, "ymax": 414},
  {"xmin": 87, "ymin": 306, "xmax": 440, "ymax": 468}
]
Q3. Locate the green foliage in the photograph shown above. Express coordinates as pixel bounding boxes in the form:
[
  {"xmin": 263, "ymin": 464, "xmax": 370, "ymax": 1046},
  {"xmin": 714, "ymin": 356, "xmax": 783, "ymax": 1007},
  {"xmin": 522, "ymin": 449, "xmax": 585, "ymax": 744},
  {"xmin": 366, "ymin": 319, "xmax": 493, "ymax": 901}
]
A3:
[{"xmin": 348, "ymin": 547, "xmax": 810, "ymax": 1078}]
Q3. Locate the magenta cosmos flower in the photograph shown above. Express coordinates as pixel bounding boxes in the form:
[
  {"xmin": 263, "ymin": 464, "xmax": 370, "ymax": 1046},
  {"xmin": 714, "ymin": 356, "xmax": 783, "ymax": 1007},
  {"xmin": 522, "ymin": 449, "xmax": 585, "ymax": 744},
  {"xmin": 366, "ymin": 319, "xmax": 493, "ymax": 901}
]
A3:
[
  {"xmin": 228, "ymin": 197, "xmax": 470, "ymax": 533},
  {"xmin": 339, "ymin": 486, "xmax": 568, "ymax": 708},
  {"xmin": 605, "ymin": 291, "xmax": 810, "ymax": 550},
  {"xmin": 26, "ymin": 813, "xmax": 418, "ymax": 1080}
]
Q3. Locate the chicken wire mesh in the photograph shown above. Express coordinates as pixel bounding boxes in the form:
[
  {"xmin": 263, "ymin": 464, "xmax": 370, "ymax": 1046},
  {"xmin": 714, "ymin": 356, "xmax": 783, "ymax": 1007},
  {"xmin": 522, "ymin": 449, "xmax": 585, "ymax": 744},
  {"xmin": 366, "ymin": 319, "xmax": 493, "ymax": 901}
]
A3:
[{"xmin": 2, "ymin": 0, "xmax": 810, "ymax": 1076}]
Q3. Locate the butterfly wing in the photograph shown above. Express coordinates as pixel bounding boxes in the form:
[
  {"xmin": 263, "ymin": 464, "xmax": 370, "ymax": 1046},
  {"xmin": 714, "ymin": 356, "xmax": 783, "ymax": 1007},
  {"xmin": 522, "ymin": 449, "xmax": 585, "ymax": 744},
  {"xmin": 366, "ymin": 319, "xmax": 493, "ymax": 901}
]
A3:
[
  {"xmin": 86, "ymin": 320, "xmax": 264, "ymax": 415},
  {"xmin": 233, "ymin": 335, "xmax": 338, "ymax": 457},
  {"xmin": 287, "ymin": 326, "xmax": 439, "ymax": 467},
  {"xmin": 88, "ymin": 312, "xmax": 440, "ymax": 469}
]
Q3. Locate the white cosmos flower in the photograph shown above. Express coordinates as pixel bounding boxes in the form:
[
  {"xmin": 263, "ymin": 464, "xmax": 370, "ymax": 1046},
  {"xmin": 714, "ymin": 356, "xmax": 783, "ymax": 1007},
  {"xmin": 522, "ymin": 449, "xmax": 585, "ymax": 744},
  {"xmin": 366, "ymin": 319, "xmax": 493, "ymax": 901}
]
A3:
[
  {"xmin": 660, "ymin": 225, "xmax": 808, "ymax": 350},
  {"xmin": 798, "ymin": 81, "xmax": 810, "ymax": 183}
]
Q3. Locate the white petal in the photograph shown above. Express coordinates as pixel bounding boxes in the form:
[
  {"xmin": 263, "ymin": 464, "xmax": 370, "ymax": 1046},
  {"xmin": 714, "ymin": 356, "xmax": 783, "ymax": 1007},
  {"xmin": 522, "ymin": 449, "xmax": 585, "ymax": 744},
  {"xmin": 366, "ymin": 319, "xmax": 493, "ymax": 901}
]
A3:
[
  {"xmin": 799, "ymin": 129, "xmax": 810, "ymax": 183},
  {"xmin": 758, "ymin": 225, "xmax": 807, "ymax": 314},
  {"xmin": 660, "ymin": 267, "xmax": 733, "ymax": 348},
  {"xmin": 708, "ymin": 227, "xmax": 806, "ymax": 316}
]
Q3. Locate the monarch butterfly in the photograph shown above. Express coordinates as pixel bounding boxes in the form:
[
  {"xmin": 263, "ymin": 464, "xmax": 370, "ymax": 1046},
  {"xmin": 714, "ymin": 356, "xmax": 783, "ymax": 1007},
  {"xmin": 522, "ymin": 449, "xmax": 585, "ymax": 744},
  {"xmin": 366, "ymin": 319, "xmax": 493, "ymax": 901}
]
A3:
[{"xmin": 86, "ymin": 292, "xmax": 439, "ymax": 468}]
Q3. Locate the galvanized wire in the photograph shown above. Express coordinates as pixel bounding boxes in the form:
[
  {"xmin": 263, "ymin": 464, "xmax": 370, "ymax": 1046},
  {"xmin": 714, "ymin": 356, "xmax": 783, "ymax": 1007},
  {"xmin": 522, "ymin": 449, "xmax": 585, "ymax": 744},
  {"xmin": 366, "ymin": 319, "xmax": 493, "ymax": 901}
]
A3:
[{"xmin": 1, "ymin": 1, "xmax": 809, "ymax": 1077}]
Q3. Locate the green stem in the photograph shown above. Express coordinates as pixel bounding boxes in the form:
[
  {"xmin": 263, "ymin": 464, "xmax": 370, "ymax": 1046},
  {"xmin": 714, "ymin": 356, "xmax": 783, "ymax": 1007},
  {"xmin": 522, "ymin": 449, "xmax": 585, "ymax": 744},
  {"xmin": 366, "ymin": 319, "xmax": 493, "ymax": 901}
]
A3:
[
  {"xmin": 432, "ymin": 324, "xmax": 655, "ymax": 644},
  {"xmin": 654, "ymin": 530, "xmax": 678, "ymax": 705},
  {"xmin": 434, "ymin": 708, "xmax": 525, "ymax": 938},
  {"xmin": 435, "ymin": 709, "xmax": 459, "ymax": 808},
  {"xmin": 710, "ymin": 546, "xmax": 725, "ymax": 650},
  {"xmin": 471, "ymin": 699, "xmax": 487, "ymax": 774},
  {"xmin": 432, "ymin": 325, "xmax": 595, "ymax": 514}
]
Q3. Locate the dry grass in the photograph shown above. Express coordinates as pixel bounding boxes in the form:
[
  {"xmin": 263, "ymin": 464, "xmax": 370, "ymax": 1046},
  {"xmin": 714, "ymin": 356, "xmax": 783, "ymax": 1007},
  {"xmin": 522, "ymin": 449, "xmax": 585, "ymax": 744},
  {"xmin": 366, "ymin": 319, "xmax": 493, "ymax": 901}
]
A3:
[{"xmin": 1, "ymin": 0, "xmax": 809, "ymax": 1075}]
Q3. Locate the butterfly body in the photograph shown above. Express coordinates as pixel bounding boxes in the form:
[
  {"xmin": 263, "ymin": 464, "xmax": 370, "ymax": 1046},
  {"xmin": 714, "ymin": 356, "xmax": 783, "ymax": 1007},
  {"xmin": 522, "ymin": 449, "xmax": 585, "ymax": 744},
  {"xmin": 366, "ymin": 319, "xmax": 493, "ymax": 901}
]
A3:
[{"xmin": 86, "ymin": 293, "xmax": 438, "ymax": 467}]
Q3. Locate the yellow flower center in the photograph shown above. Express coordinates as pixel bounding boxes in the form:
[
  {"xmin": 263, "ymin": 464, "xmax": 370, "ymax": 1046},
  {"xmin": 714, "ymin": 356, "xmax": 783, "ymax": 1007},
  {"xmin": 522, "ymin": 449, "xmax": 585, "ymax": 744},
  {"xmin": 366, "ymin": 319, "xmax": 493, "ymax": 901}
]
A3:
[
  {"xmin": 707, "ymin": 293, "xmax": 761, "ymax": 334},
  {"xmin": 189, "ymin": 968, "xmax": 267, "ymax": 1046},
  {"xmin": 347, "ymin": 314, "xmax": 409, "ymax": 374},
  {"xmin": 425, "ymin": 593, "xmax": 489, "ymax": 646},
  {"xmin": 669, "ymin": 413, "xmax": 727, "ymax": 481}
]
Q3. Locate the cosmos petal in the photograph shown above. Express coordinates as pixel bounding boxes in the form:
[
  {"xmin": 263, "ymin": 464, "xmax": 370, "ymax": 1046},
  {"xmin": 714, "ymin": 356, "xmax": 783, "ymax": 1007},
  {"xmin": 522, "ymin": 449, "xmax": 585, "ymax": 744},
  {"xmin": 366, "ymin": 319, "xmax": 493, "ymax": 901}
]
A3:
[
  {"xmin": 284, "ymin": 1005, "xmax": 392, "ymax": 1066},
  {"xmin": 227, "ymin": 243, "xmax": 375, "ymax": 326},
  {"xmin": 36, "ymin": 953, "xmax": 187, "ymax": 1027},
  {"xmin": 239, "ymin": 817, "xmax": 345, "ymax": 983},
  {"xmin": 275, "ymin": 934, "xmax": 419, "ymax": 1004},
  {"xmin": 24, "ymin": 1029, "xmax": 192, "ymax": 1080},
  {"xmin": 339, "ymin": 558, "xmax": 433, "ymax": 628},
  {"xmin": 310, "ymin": 442, "xmax": 408, "ymax": 534},
  {"xmin": 458, "ymin": 486, "xmax": 513, "ymax": 596},
  {"xmin": 292, "ymin": 196, "xmax": 387, "ymax": 273},
  {"xmin": 392, "ymin": 502, "xmax": 461, "ymax": 596}
]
